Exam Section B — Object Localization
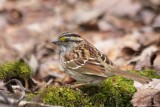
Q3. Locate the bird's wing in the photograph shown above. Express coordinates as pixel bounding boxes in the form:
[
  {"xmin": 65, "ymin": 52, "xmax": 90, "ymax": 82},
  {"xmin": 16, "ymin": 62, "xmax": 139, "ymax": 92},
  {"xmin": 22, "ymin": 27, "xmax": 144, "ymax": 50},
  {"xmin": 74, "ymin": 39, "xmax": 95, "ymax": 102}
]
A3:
[
  {"xmin": 64, "ymin": 54, "xmax": 110, "ymax": 78},
  {"xmin": 63, "ymin": 42, "xmax": 114, "ymax": 77}
]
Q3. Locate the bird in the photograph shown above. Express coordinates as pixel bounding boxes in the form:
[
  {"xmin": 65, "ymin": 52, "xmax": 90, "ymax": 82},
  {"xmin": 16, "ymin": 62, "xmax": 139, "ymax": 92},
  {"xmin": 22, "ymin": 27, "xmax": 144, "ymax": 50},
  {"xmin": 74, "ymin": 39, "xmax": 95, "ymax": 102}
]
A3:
[{"xmin": 52, "ymin": 32, "xmax": 151, "ymax": 85}]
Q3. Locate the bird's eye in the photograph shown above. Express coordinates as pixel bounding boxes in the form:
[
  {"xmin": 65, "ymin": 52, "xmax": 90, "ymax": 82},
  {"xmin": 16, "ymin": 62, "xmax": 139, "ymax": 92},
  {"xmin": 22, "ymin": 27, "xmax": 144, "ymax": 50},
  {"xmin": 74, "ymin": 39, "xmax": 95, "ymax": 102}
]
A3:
[{"xmin": 65, "ymin": 39, "xmax": 69, "ymax": 42}]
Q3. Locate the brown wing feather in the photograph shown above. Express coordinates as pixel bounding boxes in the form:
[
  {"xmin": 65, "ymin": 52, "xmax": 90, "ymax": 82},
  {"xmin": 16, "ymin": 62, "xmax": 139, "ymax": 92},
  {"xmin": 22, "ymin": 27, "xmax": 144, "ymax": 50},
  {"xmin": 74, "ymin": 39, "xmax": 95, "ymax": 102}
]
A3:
[
  {"xmin": 76, "ymin": 59, "xmax": 108, "ymax": 77},
  {"xmin": 62, "ymin": 42, "xmax": 114, "ymax": 77},
  {"xmin": 66, "ymin": 58, "xmax": 108, "ymax": 77},
  {"xmin": 63, "ymin": 52, "xmax": 109, "ymax": 77}
]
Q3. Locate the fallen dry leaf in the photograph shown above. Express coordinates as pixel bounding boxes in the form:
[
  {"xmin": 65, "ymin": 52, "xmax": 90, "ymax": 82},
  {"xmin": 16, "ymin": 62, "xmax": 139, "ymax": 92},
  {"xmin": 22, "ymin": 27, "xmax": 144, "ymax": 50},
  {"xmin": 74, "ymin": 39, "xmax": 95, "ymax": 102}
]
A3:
[{"xmin": 131, "ymin": 89, "xmax": 160, "ymax": 107}]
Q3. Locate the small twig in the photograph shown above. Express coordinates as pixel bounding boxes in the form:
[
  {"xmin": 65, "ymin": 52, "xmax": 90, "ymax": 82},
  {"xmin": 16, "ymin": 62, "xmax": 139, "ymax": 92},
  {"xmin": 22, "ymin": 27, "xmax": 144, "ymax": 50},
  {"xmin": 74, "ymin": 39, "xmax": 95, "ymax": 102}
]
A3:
[
  {"xmin": 0, "ymin": 92, "xmax": 11, "ymax": 104},
  {"xmin": 4, "ymin": 79, "xmax": 25, "ymax": 105},
  {"xmin": 19, "ymin": 100, "xmax": 63, "ymax": 107}
]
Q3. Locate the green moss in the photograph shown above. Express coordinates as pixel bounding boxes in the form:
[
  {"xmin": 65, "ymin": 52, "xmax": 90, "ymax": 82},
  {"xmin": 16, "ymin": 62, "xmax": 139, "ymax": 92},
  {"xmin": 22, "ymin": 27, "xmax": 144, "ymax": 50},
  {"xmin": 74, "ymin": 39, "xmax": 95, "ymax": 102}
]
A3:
[
  {"xmin": 0, "ymin": 59, "xmax": 32, "ymax": 79},
  {"xmin": 27, "ymin": 91, "xmax": 40, "ymax": 99},
  {"xmin": 36, "ymin": 87, "xmax": 92, "ymax": 107},
  {"xmin": 81, "ymin": 76, "xmax": 135, "ymax": 107},
  {"xmin": 27, "ymin": 69, "xmax": 159, "ymax": 107},
  {"xmin": 27, "ymin": 77, "xmax": 135, "ymax": 107},
  {"xmin": 129, "ymin": 69, "xmax": 160, "ymax": 79}
]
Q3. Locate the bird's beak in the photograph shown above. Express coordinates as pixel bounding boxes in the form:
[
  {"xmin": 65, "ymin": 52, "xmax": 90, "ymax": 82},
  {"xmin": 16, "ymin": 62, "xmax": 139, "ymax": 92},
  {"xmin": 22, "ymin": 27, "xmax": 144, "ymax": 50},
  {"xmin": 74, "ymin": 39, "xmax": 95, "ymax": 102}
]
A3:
[{"xmin": 52, "ymin": 40, "xmax": 61, "ymax": 45}]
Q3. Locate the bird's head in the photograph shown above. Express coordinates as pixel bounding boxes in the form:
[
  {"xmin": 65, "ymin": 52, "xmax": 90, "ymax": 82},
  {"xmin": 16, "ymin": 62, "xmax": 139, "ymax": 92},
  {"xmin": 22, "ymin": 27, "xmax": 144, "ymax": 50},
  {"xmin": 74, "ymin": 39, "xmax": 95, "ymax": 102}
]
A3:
[{"xmin": 52, "ymin": 32, "xmax": 84, "ymax": 51}]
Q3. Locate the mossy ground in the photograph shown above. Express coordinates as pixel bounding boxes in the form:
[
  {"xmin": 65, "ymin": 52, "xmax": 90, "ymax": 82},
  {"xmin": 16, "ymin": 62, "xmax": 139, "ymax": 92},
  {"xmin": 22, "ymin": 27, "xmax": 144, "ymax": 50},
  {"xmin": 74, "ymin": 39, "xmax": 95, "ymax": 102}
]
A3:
[
  {"xmin": 27, "ymin": 69, "xmax": 160, "ymax": 107},
  {"xmin": 0, "ymin": 59, "xmax": 32, "ymax": 79},
  {"xmin": 27, "ymin": 77, "xmax": 136, "ymax": 107},
  {"xmin": 1, "ymin": 60, "xmax": 159, "ymax": 107},
  {"xmin": 129, "ymin": 69, "xmax": 160, "ymax": 79}
]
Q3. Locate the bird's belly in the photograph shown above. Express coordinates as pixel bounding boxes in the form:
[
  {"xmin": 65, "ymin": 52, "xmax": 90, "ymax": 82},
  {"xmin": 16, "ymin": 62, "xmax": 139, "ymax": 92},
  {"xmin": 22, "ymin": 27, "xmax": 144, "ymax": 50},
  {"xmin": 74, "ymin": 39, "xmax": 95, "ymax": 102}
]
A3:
[{"xmin": 65, "ymin": 69, "xmax": 106, "ymax": 85}]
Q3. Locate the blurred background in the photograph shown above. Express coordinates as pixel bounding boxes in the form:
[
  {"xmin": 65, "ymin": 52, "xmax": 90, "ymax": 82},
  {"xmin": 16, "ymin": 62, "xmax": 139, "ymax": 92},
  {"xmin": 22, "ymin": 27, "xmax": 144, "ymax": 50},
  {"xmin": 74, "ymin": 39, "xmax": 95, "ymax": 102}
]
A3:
[{"xmin": 0, "ymin": 0, "xmax": 159, "ymax": 83}]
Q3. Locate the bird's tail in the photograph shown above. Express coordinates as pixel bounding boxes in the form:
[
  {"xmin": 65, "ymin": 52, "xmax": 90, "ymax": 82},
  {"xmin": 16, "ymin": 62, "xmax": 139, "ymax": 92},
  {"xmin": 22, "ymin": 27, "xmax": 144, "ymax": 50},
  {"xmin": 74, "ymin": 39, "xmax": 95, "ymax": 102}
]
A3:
[
  {"xmin": 110, "ymin": 67, "xmax": 151, "ymax": 84},
  {"xmin": 98, "ymin": 57, "xmax": 151, "ymax": 84}
]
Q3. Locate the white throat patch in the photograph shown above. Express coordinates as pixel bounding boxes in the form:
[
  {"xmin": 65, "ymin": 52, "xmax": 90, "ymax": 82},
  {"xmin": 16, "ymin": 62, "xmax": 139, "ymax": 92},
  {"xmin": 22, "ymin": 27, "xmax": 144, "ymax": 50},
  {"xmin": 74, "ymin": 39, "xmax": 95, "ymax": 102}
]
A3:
[{"xmin": 61, "ymin": 46, "xmax": 67, "ymax": 52}]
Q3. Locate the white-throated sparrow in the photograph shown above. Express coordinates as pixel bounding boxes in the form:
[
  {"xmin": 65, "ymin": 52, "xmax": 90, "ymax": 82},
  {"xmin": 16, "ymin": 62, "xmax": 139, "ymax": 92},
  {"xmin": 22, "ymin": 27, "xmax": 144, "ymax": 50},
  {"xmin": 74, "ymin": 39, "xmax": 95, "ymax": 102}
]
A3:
[{"xmin": 52, "ymin": 32, "xmax": 151, "ymax": 85}]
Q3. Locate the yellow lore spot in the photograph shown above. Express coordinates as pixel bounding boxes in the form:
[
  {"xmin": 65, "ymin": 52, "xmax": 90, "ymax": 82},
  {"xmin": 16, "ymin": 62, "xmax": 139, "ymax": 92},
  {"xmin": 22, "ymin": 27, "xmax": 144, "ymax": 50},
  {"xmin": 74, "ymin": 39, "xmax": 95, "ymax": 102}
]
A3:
[{"xmin": 59, "ymin": 37, "xmax": 66, "ymax": 41}]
